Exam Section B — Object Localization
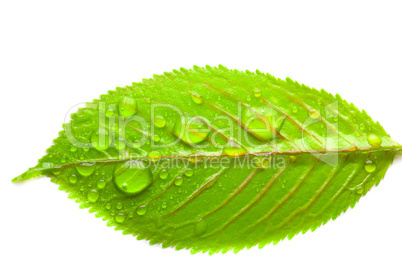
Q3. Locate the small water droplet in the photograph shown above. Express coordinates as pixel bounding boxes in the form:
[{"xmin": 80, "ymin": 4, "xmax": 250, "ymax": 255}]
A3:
[
  {"xmin": 116, "ymin": 203, "xmax": 123, "ymax": 210},
  {"xmin": 175, "ymin": 177, "xmax": 183, "ymax": 186},
  {"xmin": 118, "ymin": 97, "xmax": 137, "ymax": 118},
  {"xmin": 246, "ymin": 95, "xmax": 251, "ymax": 102},
  {"xmin": 173, "ymin": 117, "xmax": 211, "ymax": 145},
  {"xmin": 292, "ymin": 107, "xmax": 298, "ymax": 114},
  {"xmin": 309, "ymin": 109, "xmax": 321, "ymax": 119},
  {"xmin": 148, "ymin": 151, "xmax": 161, "ymax": 160},
  {"xmin": 189, "ymin": 91, "xmax": 203, "ymax": 104},
  {"xmin": 151, "ymin": 135, "xmax": 161, "ymax": 142},
  {"xmin": 356, "ymin": 186, "xmax": 364, "ymax": 195},
  {"xmin": 364, "ymin": 160, "xmax": 376, "ymax": 173},
  {"xmin": 242, "ymin": 107, "xmax": 285, "ymax": 141},
  {"xmin": 105, "ymin": 203, "xmax": 111, "ymax": 210},
  {"xmin": 136, "ymin": 205, "xmax": 147, "ymax": 215},
  {"xmin": 87, "ymin": 189, "xmax": 99, "ymax": 202},
  {"xmin": 97, "ymin": 180, "xmax": 106, "ymax": 189},
  {"xmin": 114, "ymin": 161, "xmax": 153, "ymax": 195},
  {"xmin": 115, "ymin": 213, "xmax": 126, "ymax": 223},
  {"xmin": 367, "ymin": 133, "xmax": 382, "ymax": 148},
  {"xmin": 154, "ymin": 115, "xmax": 167, "ymax": 128},
  {"xmin": 253, "ymin": 89, "xmax": 261, "ymax": 97},
  {"xmin": 91, "ymin": 128, "xmax": 111, "ymax": 151},
  {"xmin": 184, "ymin": 169, "xmax": 194, "ymax": 177},
  {"xmin": 194, "ymin": 219, "xmax": 207, "ymax": 236},
  {"xmin": 159, "ymin": 169, "xmax": 168, "ymax": 179},
  {"xmin": 114, "ymin": 138, "xmax": 126, "ymax": 150},
  {"xmin": 70, "ymin": 145, "xmax": 78, "ymax": 152},
  {"xmin": 162, "ymin": 203, "xmax": 167, "ymax": 209},
  {"xmin": 69, "ymin": 174, "xmax": 78, "ymax": 184},
  {"xmin": 359, "ymin": 124, "xmax": 366, "ymax": 131},
  {"xmin": 76, "ymin": 163, "xmax": 96, "ymax": 177},
  {"xmin": 223, "ymin": 145, "xmax": 246, "ymax": 156}
]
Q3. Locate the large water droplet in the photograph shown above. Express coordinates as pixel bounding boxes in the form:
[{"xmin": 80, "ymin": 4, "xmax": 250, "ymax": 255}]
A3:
[
  {"xmin": 114, "ymin": 161, "xmax": 153, "ymax": 195},
  {"xmin": 76, "ymin": 163, "xmax": 96, "ymax": 177},
  {"xmin": 91, "ymin": 128, "xmax": 111, "ymax": 151},
  {"xmin": 194, "ymin": 219, "xmax": 207, "ymax": 236},
  {"xmin": 241, "ymin": 107, "xmax": 285, "ymax": 141},
  {"xmin": 136, "ymin": 205, "xmax": 147, "ymax": 215},
  {"xmin": 364, "ymin": 160, "xmax": 376, "ymax": 173},
  {"xmin": 367, "ymin": 133, "xmax": 382, "ymax": 148},
  {"xmin": 173, "ymin": 117, "xmax": 211, "ymax": 145},
  {"xmin": 154, "ymin": 115, "xmax": 167, "ymax": 128},
  {"xmin": 87, "ymin": 189, "xmax": 99, "ymax": 202},
  {"xmin": 189, "ymin": 91, "xmax": 203, "ymax": 104},
  {"xmin": 118, "ymin": 97, "xmax": 137, "ymax": 118}
]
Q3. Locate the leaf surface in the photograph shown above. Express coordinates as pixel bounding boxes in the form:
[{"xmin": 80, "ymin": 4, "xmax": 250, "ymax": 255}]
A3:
[{"xmin": 14, "ymin": 65, "xmax": 401, "ymax": 254}]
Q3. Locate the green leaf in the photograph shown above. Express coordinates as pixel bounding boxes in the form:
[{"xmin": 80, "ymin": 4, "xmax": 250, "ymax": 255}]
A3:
[{"xmin": 13, "ymin": 65, "xmax": 401, "ymax": 254}]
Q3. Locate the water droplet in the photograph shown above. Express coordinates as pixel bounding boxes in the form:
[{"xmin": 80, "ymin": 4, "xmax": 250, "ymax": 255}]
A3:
[
  {"xmin": 97, "ymin": 180, "xmax": 106, "ymax": 189},
  {"xmin": 115, "ymin": 213, "xmax": 126, "ymax": 223},
  {"xmin": 356, "ymin": 186, "xmax": 364, "ymax": 195},
  {"xmin": 359, "ymin": 124, "xmax": 366, "ymax": 131},
  {"xmin": 162, "ymin": 203, "xmax": 167, "ymax": 209},
  {"xmin": 292, "ymin": 107, "xmax": 298, "ymax": 114},
  {"xmin": 159, "ymin": 169, "xmax": 168, "ymax": 179},
  {"xmin": 70, "ymin": 145, "xmax": 78, "ymax": 152},
  {"xmin": 194, "ymin": 219, "xmax": 207, "ymax": 236},
  {"xmin": 364, "ymin": 160, "xmax": 376, "ymax": 173},
  {"xmin": 69, "ymin": 174, "xmax": 78, "ymax": 184},
  {"xmin": 173, "ymin": 117, "xmax": 211, "ymax": 145},
  {"xmin": 118, "ymin": 97, "xmax": 137, "ymax": 118},
  {"xmin": 105, "ymin": 203, "xmax": 111, "ymax": 210},
  {"xmin": 241, "ymin": 107, "xmax": 285, "ymax": 141},
  {"xmin": 253, "ymin": 89, "xmax": 261, "ymax": 97},
  {"xmin": 136, "ymin": 205, "xmax": 147, "ymax": 215},
  {"xmin": 148, "ymin": 151, "xmax": 161, "ymax": 160},
  {"xmin": 91, "ymin": 128, "xmax": 111, "ymax": 151},
  {"xmin": 223, "ymin": 145, "xmax": 246, "ymax": 156},
  {"xmin": 175, "ymin": 177, "xmax": 183, "ymax": 186},
  {"xmin": 114, "ymin": 138, "xmax": 126, "ymax": 150},
  {"xmin": 76, "ymin": 163, "xmax": 96, "ymax": 177},
  {"xmin": 87, "ymin": 189, "xmax": 99, "ymax": 202},
  {"xmin": 106, "ymin": 104, "xmax": 116, "ymax": 117},
  {"xmin": 309, "ymin": 109, "xmax": 321, "ymax": 119},
  {"xmin": 114, "ymin": 161, "xmax": 153, "ymax": 195},
  {"xmin": 154, "ymin": 115, "xmax": 167, "ymax": 128},
  {"xmin": 246, "ymin": 95, "xmax": 251, "ymax": 102},
  {"xmin": 116, "ymin": 203, "xmax": 123, "ymax": 210},
  {"xmin": 367, "ymin": 133, "xmax": 382, "ymax": 148},
  {"xmin": 151, "ymin": 135, "xmax": 161, "ymax": 142},
  {"xmin": 184, "ymin": 169, "xmax": 194, "ymax": 177},
  {"xmin": 189, "ymin": 91, "xmax": 203, "ymax": 104}
]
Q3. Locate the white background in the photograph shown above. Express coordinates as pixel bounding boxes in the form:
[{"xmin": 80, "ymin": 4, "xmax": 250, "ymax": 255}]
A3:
[{"xmin": 1, "ymin": 1, "xmax": 402, "ymax": 267}]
